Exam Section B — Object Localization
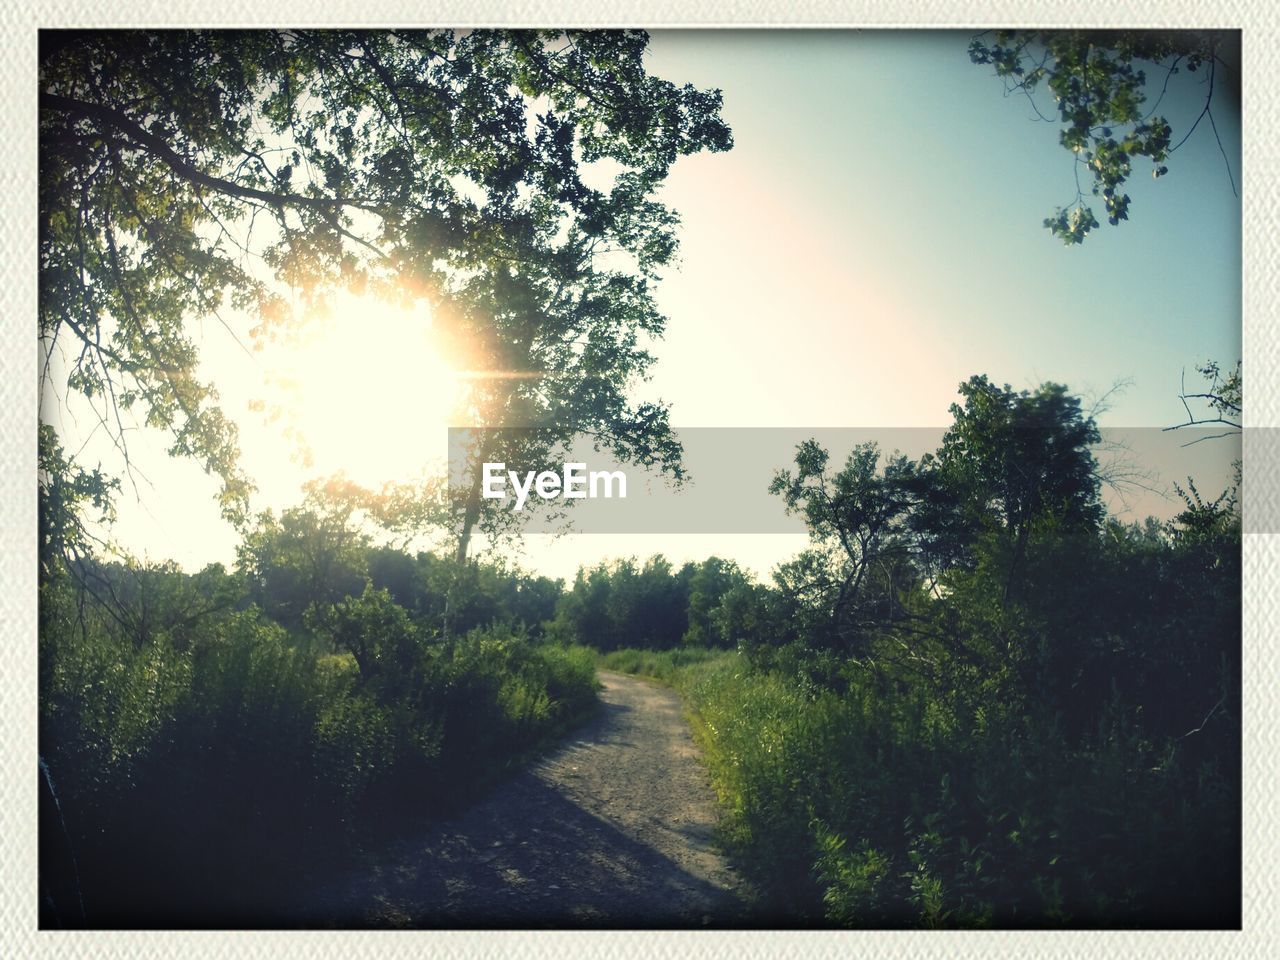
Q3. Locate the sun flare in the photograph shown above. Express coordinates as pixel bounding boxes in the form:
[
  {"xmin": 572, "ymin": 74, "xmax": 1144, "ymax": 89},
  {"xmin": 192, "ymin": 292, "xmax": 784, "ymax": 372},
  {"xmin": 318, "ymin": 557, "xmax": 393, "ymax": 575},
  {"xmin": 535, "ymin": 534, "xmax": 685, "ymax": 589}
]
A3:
[{"xmin": 260, "ymin": 291, "xmax": 459, "ymax": 489}]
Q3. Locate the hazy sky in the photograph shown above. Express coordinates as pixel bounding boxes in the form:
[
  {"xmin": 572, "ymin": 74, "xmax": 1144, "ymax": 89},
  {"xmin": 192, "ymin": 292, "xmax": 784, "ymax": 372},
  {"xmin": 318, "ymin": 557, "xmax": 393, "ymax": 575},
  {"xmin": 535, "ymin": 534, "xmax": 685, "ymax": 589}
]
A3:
[{"xmin": 45, "ymin": 30, "xmax": 1243, "ymax": 582}]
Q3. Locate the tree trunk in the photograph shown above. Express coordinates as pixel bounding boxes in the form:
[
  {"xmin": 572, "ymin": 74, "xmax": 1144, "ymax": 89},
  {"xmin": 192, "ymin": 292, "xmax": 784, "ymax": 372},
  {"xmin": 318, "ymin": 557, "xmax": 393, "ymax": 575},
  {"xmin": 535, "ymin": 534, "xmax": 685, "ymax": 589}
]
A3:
[{"xmin": 453, "ymin": 453, "xmax": 486, "ymax": 565}]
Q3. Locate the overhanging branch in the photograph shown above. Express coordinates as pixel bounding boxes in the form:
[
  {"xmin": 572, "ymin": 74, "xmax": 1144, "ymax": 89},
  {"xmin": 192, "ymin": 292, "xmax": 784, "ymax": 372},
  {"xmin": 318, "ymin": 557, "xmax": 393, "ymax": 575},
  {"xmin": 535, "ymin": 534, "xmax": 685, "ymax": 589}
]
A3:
[{"xmin": 41, "ymin": 91, "xmax": 379, "ymax": 214}]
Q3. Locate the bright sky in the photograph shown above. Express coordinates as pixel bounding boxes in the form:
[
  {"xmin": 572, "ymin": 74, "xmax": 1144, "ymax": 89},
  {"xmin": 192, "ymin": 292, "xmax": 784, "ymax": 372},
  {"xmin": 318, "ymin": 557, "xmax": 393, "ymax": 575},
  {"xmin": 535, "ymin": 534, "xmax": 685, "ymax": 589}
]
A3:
[{"xmin": 44, "ymin": 30, "xmax": 1243, "ymax": 583}]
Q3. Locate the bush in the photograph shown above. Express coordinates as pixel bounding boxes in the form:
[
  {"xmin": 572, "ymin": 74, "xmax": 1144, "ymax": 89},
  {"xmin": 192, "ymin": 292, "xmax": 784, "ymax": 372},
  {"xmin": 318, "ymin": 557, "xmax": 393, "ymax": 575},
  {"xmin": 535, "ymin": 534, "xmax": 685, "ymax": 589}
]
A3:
[
  {"xmin": 39, "ymin": 563, "xmax": 600, "ymax": 925},
  {"xmin": 681, "ymin": 647, "xmax": 1238, "ymax": 928}
]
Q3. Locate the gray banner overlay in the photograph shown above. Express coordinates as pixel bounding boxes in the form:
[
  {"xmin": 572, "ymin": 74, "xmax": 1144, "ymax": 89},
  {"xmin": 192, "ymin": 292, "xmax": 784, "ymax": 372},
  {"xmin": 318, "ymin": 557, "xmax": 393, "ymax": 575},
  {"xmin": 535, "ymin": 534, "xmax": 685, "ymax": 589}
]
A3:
[{"xmin": 448, "ymin": 427, "xmax": 1247, "ymax": 535}]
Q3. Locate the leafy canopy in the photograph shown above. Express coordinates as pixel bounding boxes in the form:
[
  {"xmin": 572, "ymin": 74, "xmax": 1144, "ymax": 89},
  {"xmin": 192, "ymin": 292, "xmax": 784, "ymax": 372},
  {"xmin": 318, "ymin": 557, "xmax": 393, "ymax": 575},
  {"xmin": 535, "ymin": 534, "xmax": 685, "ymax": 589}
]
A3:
[{"xmin": 40, "ymin": 30, "xmax": 732, "ymax": 543}]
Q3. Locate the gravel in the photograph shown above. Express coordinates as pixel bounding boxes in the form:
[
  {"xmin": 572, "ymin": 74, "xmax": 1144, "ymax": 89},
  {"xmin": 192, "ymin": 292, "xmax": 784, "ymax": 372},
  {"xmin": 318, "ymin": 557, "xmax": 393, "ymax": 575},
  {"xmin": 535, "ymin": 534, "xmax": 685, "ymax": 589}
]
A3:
[{"xmin": 294, "ymin": 670, "xmax": 749, "ymax": 928}]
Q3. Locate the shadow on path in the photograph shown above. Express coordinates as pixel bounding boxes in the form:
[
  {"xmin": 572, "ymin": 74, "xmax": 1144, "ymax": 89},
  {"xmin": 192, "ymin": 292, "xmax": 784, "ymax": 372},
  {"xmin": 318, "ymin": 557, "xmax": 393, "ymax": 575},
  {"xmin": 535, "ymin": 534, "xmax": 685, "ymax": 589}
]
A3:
[{"xmin": 294, "ymin": 671, "xmax": 748, "ymax": 928}]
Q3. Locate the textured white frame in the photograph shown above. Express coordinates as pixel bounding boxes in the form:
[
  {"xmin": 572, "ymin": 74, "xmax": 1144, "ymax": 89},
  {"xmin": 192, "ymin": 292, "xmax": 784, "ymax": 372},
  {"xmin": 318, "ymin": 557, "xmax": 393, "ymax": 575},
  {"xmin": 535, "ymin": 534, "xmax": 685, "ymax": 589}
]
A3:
[{"xmin": 4, "ymin": 5, "xmax": 1271, "ymax": 957}]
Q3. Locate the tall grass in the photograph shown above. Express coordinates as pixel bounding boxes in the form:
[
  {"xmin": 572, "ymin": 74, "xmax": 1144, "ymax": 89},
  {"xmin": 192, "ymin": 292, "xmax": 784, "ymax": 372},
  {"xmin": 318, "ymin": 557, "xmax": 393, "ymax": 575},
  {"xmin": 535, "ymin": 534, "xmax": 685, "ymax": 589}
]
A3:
[
  {"xmin": 595, "ymin": 646, "xmax": 731, "ymax": 685},
  {"xmin": 676, "ymin": 655, "xmax": 1238, "ymax": 928},
  {"xmin": 39, "ymin": 573, "xmax": 599, "ymax": 926}
]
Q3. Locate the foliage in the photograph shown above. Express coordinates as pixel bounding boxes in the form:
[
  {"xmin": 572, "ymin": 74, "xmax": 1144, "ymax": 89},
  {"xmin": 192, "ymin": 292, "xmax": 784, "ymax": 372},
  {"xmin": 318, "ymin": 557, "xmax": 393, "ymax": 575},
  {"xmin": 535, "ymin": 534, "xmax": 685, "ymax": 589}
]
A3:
[
  {"xmin": 620, "ymin": 374, "xmax": 1239, "ymax": 928},
  {"xmin": 38, "ymin": 370, "xmax": 1240, "ymax": 928},
  {"xmin": 969, "ymin": 30, "xmax": 1236, "ymax": 243},
  {"xmin": 237, "ymin": 483, "xmax": 371, "ymax": 629},
  {"xmin": 595, "ymin": 646, "xmax": 733, "ymax": 685},
  {"xmin": 39, "ymin": 30, "xmax": 731, "ymax": 547},
  {"xmin": 683, "ymin": 557, "xmax": 752, "ymax": 647},
  {"xmin": 766, "ymin": 376, "xmax": 1104, "ymax": 666},
  {"xmin": 686, "ymin": 629, "xmax": 1237, "ymax": 927},
  {"xmin": 39, "ymin": 525, "xmax": 597, "ymax": 924},
  {"xmin": 548, "ymin": 555, "xmax": 770, "ymax": 651},
  {"xmin": 770, "ymin": 441, "xmax": 921, "ymax": 657},
  {"xmin": 38, "ymin": 423, "xmax": 119, "ymax": 579},
  {"xmin": 927, "ymin": 375, "xmax": 1102, "ymax": 583},
  {"xmin": 233, "ymin": 481, "xmax": 565, "ymax": 640}
]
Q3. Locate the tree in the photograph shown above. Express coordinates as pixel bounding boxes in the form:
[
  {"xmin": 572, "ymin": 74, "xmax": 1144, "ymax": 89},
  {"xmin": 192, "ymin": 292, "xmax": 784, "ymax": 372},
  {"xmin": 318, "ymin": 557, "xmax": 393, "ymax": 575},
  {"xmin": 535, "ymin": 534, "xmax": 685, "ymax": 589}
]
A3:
[
  {"xmin": 770, "ymin": 441, "xmax": 922, "ymax": 656},
  {"xmin": 39, "ymin": 30, "xmax": 732, "ymax": 556},
  {"xmin": 709, "ymin": 579, "xmax": 777, "ymax": 657},
  {"xmin": 767, "ymin": 377, "xmax": 1106, "ymax": 663},
  {"xmin": 683, "ymin": 557, "xmax": 749, "ymax": 647},
  {"xmin": 322, "ymin": 584, "xmax": 423, "ymax": 692},
  {"xmin": 38, "ymin": 422, "xmax": 118, "ymax": 581},
  {"xmin": 547, "ymin": 554, "xmax": 692, "ymax": 650},
  {"xmin": 551, "ymin": 562, "xmax": 617, "ymax": 649},
  {"xmin": 928, "ymin": 375, "xmax": 1102, "ymax": 595},
  {"xmin": 969, "ymin": 30, "xmax": 1237, "ymax": 243},
  {"xmin": 236, "ymin": 481, "xmax": 371, "ymax": 629}
]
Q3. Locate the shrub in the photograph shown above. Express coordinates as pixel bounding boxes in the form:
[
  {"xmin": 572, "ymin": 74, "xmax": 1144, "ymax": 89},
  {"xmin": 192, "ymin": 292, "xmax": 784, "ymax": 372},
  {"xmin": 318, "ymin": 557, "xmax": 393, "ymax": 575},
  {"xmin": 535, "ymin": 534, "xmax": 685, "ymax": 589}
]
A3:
[{"xmin": 39, "ymin": 565, "xmax": 599, "ymax": 924}]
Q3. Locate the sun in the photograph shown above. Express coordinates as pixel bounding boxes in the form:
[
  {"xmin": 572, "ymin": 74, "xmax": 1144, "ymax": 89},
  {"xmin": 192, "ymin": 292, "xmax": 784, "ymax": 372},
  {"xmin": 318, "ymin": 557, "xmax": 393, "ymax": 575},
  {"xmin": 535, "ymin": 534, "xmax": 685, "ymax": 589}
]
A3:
[{"xmin": 261, "ymin": 291, "xmax": 460, "ymax": 489}]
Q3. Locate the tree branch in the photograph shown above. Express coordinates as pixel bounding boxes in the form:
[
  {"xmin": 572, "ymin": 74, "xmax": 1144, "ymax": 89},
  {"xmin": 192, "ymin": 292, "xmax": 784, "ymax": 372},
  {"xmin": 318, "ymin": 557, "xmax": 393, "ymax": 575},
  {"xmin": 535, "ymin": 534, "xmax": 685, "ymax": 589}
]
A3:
[{"xmin": 41, "ymin": 91, "xmax": 379, "ymax": 213}]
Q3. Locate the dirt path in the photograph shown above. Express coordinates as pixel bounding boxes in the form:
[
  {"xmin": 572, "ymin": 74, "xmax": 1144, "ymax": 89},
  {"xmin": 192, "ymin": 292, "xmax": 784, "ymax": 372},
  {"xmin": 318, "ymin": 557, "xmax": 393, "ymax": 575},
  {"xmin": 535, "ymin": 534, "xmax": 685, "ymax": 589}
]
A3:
[{"xmin": 295, "ymin": 671, "xmax": 748, "ymax": 928}]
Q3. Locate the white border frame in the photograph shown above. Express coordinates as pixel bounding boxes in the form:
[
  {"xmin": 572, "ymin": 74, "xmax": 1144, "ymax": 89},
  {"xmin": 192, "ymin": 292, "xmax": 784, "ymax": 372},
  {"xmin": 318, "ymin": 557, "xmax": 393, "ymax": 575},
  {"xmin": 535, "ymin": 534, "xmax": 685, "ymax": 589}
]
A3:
[{"xmin": 5, "ymin": 5, "xmax": 1272, "ymax": 957}]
